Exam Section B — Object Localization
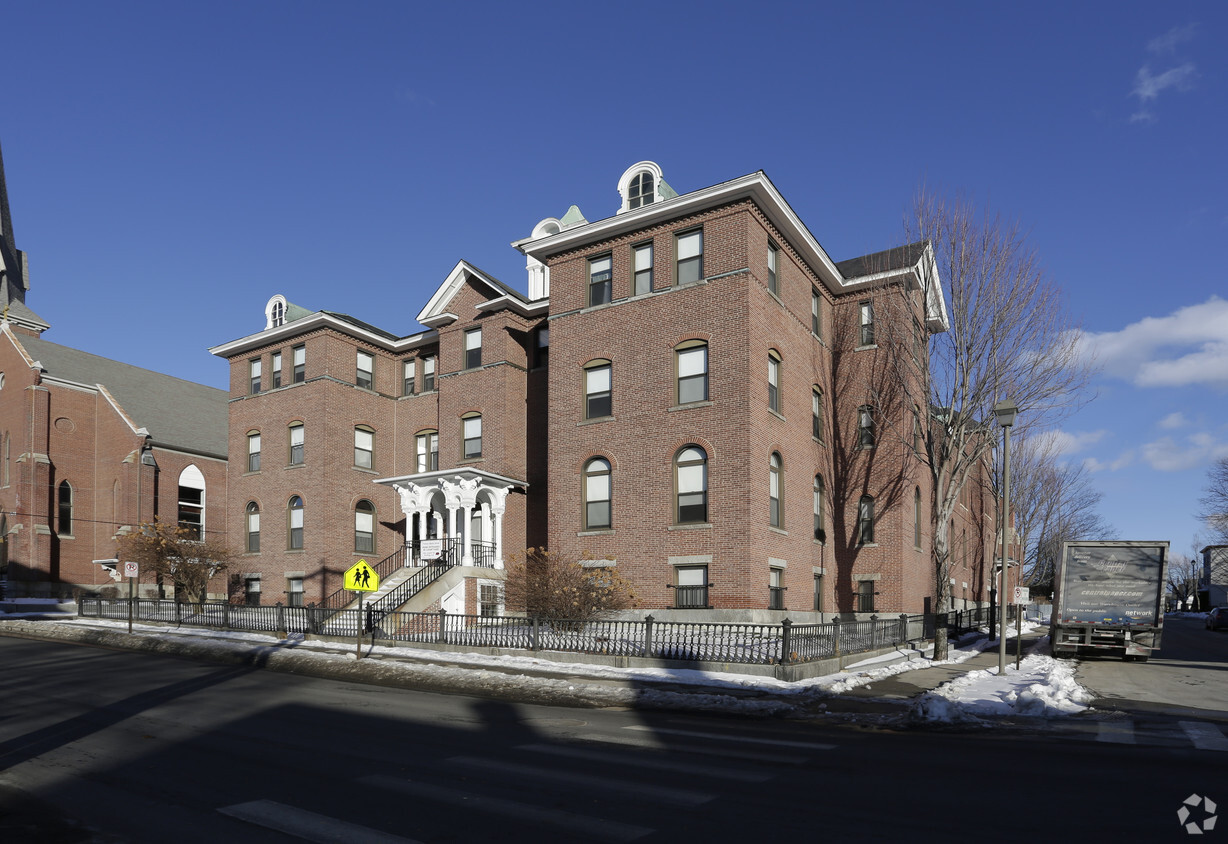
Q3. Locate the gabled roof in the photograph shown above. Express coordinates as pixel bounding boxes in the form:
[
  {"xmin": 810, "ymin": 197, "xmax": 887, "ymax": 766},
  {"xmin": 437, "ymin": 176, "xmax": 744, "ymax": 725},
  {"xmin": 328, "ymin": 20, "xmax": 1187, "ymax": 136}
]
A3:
[
  {"xmin": 837, "ymin": 241, "xmax": 950, "ymax": 333},
  {"xmin": 13, "ymin": 331, "xmax": 228, "ymax": 458},
  {"xmin": 835, "ymin": 242, "xmax": 930, "ymax": 279},
  {"xmin": 416, "ymin": 260, "xmax": 545, "ymax": 327}
]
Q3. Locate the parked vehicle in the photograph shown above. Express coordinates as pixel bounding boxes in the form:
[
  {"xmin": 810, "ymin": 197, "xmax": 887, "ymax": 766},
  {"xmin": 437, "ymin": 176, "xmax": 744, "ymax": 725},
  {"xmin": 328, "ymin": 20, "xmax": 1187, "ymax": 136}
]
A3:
[
  {"xmin": 1207, "ymin": 607, "xmax": 1228, "ymax": 631},
  {"xmin": 1050, "ymin": 540, "xmax": 1169, "ymax": 662}
]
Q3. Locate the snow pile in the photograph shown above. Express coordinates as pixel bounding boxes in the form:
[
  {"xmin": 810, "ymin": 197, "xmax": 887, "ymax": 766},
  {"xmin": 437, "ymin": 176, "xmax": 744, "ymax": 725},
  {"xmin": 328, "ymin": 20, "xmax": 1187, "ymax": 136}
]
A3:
[{"xmin": 912, "ymin": 650, "xmax": 1093, "ymax": 723}]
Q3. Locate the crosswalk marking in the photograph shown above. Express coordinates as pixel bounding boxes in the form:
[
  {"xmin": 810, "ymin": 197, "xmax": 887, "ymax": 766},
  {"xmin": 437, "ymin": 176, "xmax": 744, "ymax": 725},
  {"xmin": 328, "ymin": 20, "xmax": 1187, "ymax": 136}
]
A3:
[
  {"xmin": 623, "ymin": 724, "xmax": 838, "ymax": 751},
  {"xmin": 1096, "ymin": 721, "xmax": 1136, "ymax": 744},
  {"xmin": 218, "ymin": 799, "xmax": 421, "ymax": 844},
  {"xmin": 1179, "ymin": 721, "xmax": 1228, "ymax": 752},
  {"xmin": 360, "ymin": 775, "xmax": 654, "ymax": 843},
  {"xmin": 445, "ymin": 755, "xmax": 714, "ymax": 806},
  {"xmin": 577, "ymin": 730, "xmax": 813, "ymax": 765},
  {"xmin": 518, "ymin": 743, "xmax": 774, "ymax": 782}
]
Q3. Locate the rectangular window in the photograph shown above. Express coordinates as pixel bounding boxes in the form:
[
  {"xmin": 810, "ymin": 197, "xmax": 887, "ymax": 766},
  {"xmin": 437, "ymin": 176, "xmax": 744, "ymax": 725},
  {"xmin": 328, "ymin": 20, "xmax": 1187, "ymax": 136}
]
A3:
[
  {"xmin": 677, "ymin": 345, "xmax": 708, "ymax": 405},
  {"xmin": 464, "ymin": 329, "xmax": 482, "ymax": 369},
  {"xmin": 857, "ymin": 580, "xmax": 876, "ymax": 613},
  {"xmin": 812, "ymin": 389, "xmax": 824, "ymax": 441},
  {"xmin": 676, "ymin": 229, "xmax": 703, "ymax": 285},
  {"xmin": 768, "ymin": 354, "xmax": 781, "ymax": 413},
  {"xmin": 633, "ymin": 243, "xmax": 653, "ymax": 295},
  {"xmin": 249, "ymin": 359, "xmax": 261, "ymax": 395},
  {"xmin": 767, "ymin": 242, "xmax": 779, "ymax": 296},
  {"xmin": 416, "ymin": 431, "xmax": 438, "ymax": 473},
  {"xmin": 244, "ymin": 575, "xmax": 261, "ymax": 607},
  {"xmin": 289, "ymin": 424, "xmax": 304, "ymax": 465},
  {"xmin": 859, "ymin": 301, "xmax": 875, "ymax": 346},
  {"xmin": 858, "ymin": 497, "xmax": 875, "ymax": 545},
  {"xmin": 357, "ymin": 350, "xmax": 374, "ymax": 389},
  {"xmin": 858, "ymin": 406, "xmax": 875, "ymax": 449},
  {"xmin": 674, "ymin": 566, "xmax": 708, "ymax": 609},
  {"xmin": 585, "ymin": 363, "xmax": 612, "ymax": 419},
  {"xmin": 769, "ymin": 568, "xmax": 785, "ymax": 610},
  {"xmin": 480, "ymin": 583, "xmax": 503, "ymax": 618},
  {"xmin": 814, "ymin": 574, "xmax": 825, "ymax": 613},
  {"xmin": 247, "ymin": 432, "xmax": 261, "ymax": 473},
  {"xmin": 812, "ymin": 288, "xmax": 821, "ymax": 337},
  {"xmin": 403, "ymin": 360, "xmax": 415, "ymax": 396},
  {"xmin": 287, "ymin": 577, "xmax": 304, "ymax": 608},
  {"xmin": 354, "ymin": 428, "xmax": 374, "ymax": 469},
  {"xmin": 588, "ymin": 255, "xmax": 612, "ymax": 306},
  {"xmin": 292, "ymin": 345, "xmax": 306, "ymax": 383},
  {"xmin": 422, "ymin": 356, "xmax": 436, "ymax": 392},
  {"xmin": 271, "ymin": 352, "xmax": 282, "ymax": 388},
  {"xmin": 462, "ymin": 416, "xmax": 482, "ymax": 459}
]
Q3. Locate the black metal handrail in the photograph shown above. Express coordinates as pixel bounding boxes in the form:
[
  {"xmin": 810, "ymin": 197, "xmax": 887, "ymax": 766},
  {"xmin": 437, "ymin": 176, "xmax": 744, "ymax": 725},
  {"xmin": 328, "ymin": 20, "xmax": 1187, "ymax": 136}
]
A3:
[
  {"xmin": 319, "ymin": 545, "xmax": 410, "ymax": 612},
  {"xmin": 366, "ymin": 560, "xmax": 453, "ymax": 627}
]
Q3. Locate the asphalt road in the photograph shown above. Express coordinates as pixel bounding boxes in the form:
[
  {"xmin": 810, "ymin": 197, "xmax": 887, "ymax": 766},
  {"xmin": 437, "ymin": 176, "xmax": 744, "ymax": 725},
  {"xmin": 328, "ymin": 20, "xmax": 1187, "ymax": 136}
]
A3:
[
  {"xmin": 0, "ymin": 635, "xmax": 1221, "ymax": 842},
  {"xmin": 1074, "ymin": 616, "xmax": 1228, "ymax": 719}
]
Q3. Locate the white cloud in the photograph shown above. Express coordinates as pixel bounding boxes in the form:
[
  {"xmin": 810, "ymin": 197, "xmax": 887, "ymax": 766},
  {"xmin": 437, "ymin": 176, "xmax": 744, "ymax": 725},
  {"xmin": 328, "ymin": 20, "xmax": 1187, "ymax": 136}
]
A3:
[
  {"xmin": 1077, "ymin": 297, "xmax": 1228, "ymax": 389},
  {"xmin": 1158, "ymin": 412, "xmax": 1188, "ymax": 430},
  {"xmin": 1041, "ymin": 429, "xmax": 1108, "ymax": 456},
  {"xmin": 1140, "ymin": 433, "xmax": 1228, "ymax": 472},
  {"xmin": 1129, "ymin": 24, "xmax": 1198, "ymax": 123},
  {"xmin": 1084, "ymin": 451, "xmax": 1134, "ymax": 473}
]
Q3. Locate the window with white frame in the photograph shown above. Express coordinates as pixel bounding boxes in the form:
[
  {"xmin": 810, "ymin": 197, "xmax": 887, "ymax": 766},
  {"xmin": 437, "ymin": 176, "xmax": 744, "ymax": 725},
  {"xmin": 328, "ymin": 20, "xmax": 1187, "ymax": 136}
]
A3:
[
  {"xmin": 354, "ymin": 426, "xmax": 374, "ymax": 469},
  {"xmin": 247, "ymin": 431, "xmax": 261, "ymax": 473},
  {"xmin": 812, "ymin": 288, "xmax": 821, "ymax": 337},
  {"xmin": 588, "ymin": 255, "xmax": 612, "ymax": 306},
  {"xmin": 416, "ymin": 430, "xmax": 438, "ymax": 472},
  {"xmin": 767, "ymin": 241, "xmax": 779, "ymax": 296},
  {"xmin": 628, "ymin": 171, "xmax": 655, "ymax": 210},
  {"xmin": 584, "ymin": 360, "xmax": 612, "ymax": 419},
  {"xmin": 422, "ymin": 356, "xmax": 436, "ymax": 392},
  {"xmin": 584, "ymin": 457, "xmax": 612, "ymax": 530},
  {"xmin": 676, "ymin": 229, "xmax": 703, "ymax": 285},
  {"xmin": 288, "ymin": 422, "xmax": 304, "ymax": 465},
  {"xmin": 355, "ymin": 499, "xmax": 375, "ymax": 554},
  {"xmin": 287, "ymin": 576, "xmax": 304, "ymax": 607},
  {"xmin": 633, "ymin": 242, "xmax": 653, "ymax": 295},
  {"xmin": 403, "ymin": 359, "xmax": 415, "ymax": 396},
  {"xmin": 356, "ymin": 350, "xmax": 374, "ymax": 389},
  {"xmin": 768, "ymin": 351, "xmax": 781, "ymax": 414},
  {"xmin": 288, "ymin": 496, "xmax": 304, "ymax": 550},
  {"xmin": 858, "ymin": 405, "xmax": 875, "ymax": 449},
  {"xmin": 271, "ymin": 351, "xmax": 282, "ymax": 388},
  {"xmin": 858, "ymin": 495, "xmax": 875, "ymax": 545},
  {"xmin": 245, "ymin": 502, "xmax": 260, "ymax": 553},
  {"xmin": 859, "ymin": 301, "xmax": 875, "ymax": 346},
  {"xmin": 674, "ymin": 565, "xmax": 708, "ymax": 608},
  {"xmin": 769, "ymin": 452, "xmax": 783, "ymax": 528},
  {"xmin": 464, "ymin": 329, "xmax": 482, "ymax": 370},
  {"xmin": 813, "ymin": 475, "xmax": 825, "ymax": 541},
  {"xmin": 249, "ymin": 359, "xmax": 261, "ymax": 395},
  {"xmin": 292, "ymin": 344, "xmax": 306, "ymax": 383},
  {"xmin": 676, "ymin": 342, "xmax": 708, "ymax": 405},
  {"xmin": 812, "ymin": 387, "xmax": 824, "ymax": 442},
  {"xmin": 462, "ymin": 414, "xmax": 482, "ymax": 460},
  {"xmin": 177, "ymin": 466, "xmax": 205, "ymax": 541},
  {"xmin": 675, "ymin": 446, "xmax": 708, "ymax": 524}
]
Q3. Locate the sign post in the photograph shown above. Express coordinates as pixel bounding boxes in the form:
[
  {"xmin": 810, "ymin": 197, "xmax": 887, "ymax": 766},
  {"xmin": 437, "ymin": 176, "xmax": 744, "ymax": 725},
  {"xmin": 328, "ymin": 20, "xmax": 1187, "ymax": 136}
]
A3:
[
  {"xmin": 123, "ymin": 561, "xmax": 139, "ymax": 634},
  {"xmin": 343, "ymin": 559, "xmax": 380, "ymax": 660},
  {"xmin": 1012, "ymin": 586, "xmax": 1029, "ymax": 669}
]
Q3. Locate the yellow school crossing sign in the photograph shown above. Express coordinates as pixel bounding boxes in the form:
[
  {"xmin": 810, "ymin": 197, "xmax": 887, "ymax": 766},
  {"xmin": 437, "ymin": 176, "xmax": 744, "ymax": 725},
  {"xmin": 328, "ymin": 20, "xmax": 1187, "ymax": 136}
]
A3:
[{"xmin": 344, "ymin": 559, "xmax": 380, "ymax": 592}]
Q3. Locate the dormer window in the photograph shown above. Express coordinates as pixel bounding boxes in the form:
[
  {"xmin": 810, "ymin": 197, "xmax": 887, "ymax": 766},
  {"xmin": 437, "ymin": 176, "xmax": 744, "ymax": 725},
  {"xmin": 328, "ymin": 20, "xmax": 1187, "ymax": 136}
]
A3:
[
  {"xmin": 271, "ymin": 301, "xmax": 284, "ymax": 326},
  {"xmin": 264, "ymin": 295, "xmax": 289, "ymax": 330},
  {"xmin": 628, "ymin": 172, "xmax": 654, "ymax": 210}
]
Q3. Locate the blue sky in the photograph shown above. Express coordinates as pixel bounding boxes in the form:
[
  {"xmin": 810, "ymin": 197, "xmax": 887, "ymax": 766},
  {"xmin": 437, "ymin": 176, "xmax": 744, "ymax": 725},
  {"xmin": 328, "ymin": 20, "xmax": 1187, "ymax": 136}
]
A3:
[{"xmin": 3, "ymin": 1, "xmax": 1225, "ymax": 561}]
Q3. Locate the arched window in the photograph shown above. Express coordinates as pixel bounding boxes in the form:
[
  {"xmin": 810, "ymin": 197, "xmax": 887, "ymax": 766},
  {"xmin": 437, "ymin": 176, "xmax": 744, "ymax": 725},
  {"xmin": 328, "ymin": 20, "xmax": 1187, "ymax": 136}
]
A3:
[
  {"xmin": 288, "ymin": 496, "xmax": 304, "ymax": 550},
  {"xmin": 768, "ymin": 351, "xmax": 782, "ymax": 413},
  {"xmin": 247, "ymin": 431, "xmax": 261, "ymax": 473},
  {"xmin": 812, "ymin": 387, "xmax": 824, "ymax": 442},
  {"xmin": 271, "ymin": 300, "xmax": 284, "ymax": 326},
  {"xmin": 628, "ymin": 171, "xmax": 655, "ymax": 210},
  {"xmin": 354, "ymin": 426, "xmax": 374, "ymax": 469},
  {"xmin": 583, "ymin": 458, "xmax": 612, "ymax": 530},
  {"xmin": 462, "ymin": 414, "xmax": 482, "ymax": 460},
  {"xmin": 675, "ymin": 446, "xmax": 708, "ymax": 524},
  {"xmin": 3, "ymin": 432, "xmax": 9, "ymax": 486},
  {"xmin": 675, "ymin": 341, "xmax": 708, "ymax": 405},
  {"xmin": 288, "ymin": 422, "xmax": 304, "ymax": 465},
  {"xmin": 246, "ymin": 502, "xmax": 260, "ymax": 553},
  {"xmin": 57, "ymin": 481, "xmax": 73, "ymax": 536},
  {"xmin": 858, "ymin": 495, "xmax": 875, "ymax": 545},
  {"xmin": 178, "ymin": 465, "xmax": 205, "ymax": 541},
  {"xmin": 355, "ymin": 500, "xmax": 375, "ymax": 553},
  {"xmin": 769, "ymin": 452, "xmax": 783, "ymax": 528},
  {"xmin": 814, "ymin": 475, "xmax": 826, "ymax": 542},
  {"xmin": 584, "ymin": 360, "xmax": 612, "ymax": 419}
]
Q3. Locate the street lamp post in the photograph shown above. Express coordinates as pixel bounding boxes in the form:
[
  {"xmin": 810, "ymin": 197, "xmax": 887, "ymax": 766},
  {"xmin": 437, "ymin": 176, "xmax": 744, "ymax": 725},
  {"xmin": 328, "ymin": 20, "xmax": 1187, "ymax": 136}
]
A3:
[{"xmin": 994, "ymin": 399, "xmax": 1018, "ymax": 675}]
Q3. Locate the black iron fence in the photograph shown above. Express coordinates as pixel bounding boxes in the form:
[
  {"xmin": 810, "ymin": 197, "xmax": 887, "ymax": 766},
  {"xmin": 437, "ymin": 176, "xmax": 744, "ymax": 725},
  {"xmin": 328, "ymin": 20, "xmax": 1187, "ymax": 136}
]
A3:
[{"xmin": 76, "ymin": 597, "xmax": 960, "ymax": 666}]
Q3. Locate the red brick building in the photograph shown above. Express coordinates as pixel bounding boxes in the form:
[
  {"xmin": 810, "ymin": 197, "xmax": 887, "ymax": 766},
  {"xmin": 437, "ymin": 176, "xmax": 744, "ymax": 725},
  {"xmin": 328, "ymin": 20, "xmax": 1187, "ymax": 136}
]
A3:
[{"xmin": 210, "ymin": 161, "xmax": 998, "ymax": 619}]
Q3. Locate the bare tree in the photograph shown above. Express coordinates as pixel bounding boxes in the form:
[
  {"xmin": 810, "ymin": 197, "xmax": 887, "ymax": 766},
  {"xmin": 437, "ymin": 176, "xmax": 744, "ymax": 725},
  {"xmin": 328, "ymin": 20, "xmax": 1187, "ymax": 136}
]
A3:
[
  {"xmin": 115, "ymin": 518, "xmax": 234, "ymax": 604},
  {"xmin": 1002, "ymin": 432, "xmax": 1112, "ymax": 596},
  {"xmin": 885, "ymin": 192, "xmax": 1097, "ymax": 658},
  {"xmin": 1199, "ymin": 457, "xmax": 1228, "ymax": 544},
  {"xmin": 1167, "ymin": 552, "xmax": 1203, "ymax": 611},
  {"xmin": 503, "ymin": 548, "xmax": 638, "ymax": 624}
]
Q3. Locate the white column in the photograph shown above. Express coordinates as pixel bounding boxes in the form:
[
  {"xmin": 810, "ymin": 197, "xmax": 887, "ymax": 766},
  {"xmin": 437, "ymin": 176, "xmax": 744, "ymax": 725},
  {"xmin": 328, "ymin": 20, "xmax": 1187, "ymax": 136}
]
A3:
[
  {"xmin": 461, "ymin": 502, "xmax": 474, "ymax": 566},
  {"xmin": 488, "ymin": 486, "xmax": 509, "ymax": 569}
]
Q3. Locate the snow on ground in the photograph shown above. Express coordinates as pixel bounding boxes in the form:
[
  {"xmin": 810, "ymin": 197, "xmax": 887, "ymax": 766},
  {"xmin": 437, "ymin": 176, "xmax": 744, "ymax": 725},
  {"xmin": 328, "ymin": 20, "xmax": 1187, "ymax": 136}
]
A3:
[{"xmin": 0, "ymin": 610, "xmax": 1101, "ymax": 724}]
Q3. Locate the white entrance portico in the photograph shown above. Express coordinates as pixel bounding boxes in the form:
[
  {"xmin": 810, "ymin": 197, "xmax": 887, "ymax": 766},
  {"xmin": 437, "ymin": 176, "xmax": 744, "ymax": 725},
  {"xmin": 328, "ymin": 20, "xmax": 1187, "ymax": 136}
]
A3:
[{"xmin": 375, "ymin": 469, "xmax": 523, "ymax": 569}]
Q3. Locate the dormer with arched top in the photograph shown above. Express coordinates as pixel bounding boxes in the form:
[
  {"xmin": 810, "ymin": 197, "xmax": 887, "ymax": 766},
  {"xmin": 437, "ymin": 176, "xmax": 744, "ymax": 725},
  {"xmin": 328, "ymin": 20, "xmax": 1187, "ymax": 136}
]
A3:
[{"xmin": 616, "ymin": 161, "xmax": 676, "ymax": 214}]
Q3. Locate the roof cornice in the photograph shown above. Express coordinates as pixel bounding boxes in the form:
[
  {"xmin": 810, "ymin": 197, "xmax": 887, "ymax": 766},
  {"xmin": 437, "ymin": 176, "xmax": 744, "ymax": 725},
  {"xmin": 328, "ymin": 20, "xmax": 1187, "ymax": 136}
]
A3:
[{"xmin": 209, "ymin": 312, "xmax": 437, "ymax": 358}]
